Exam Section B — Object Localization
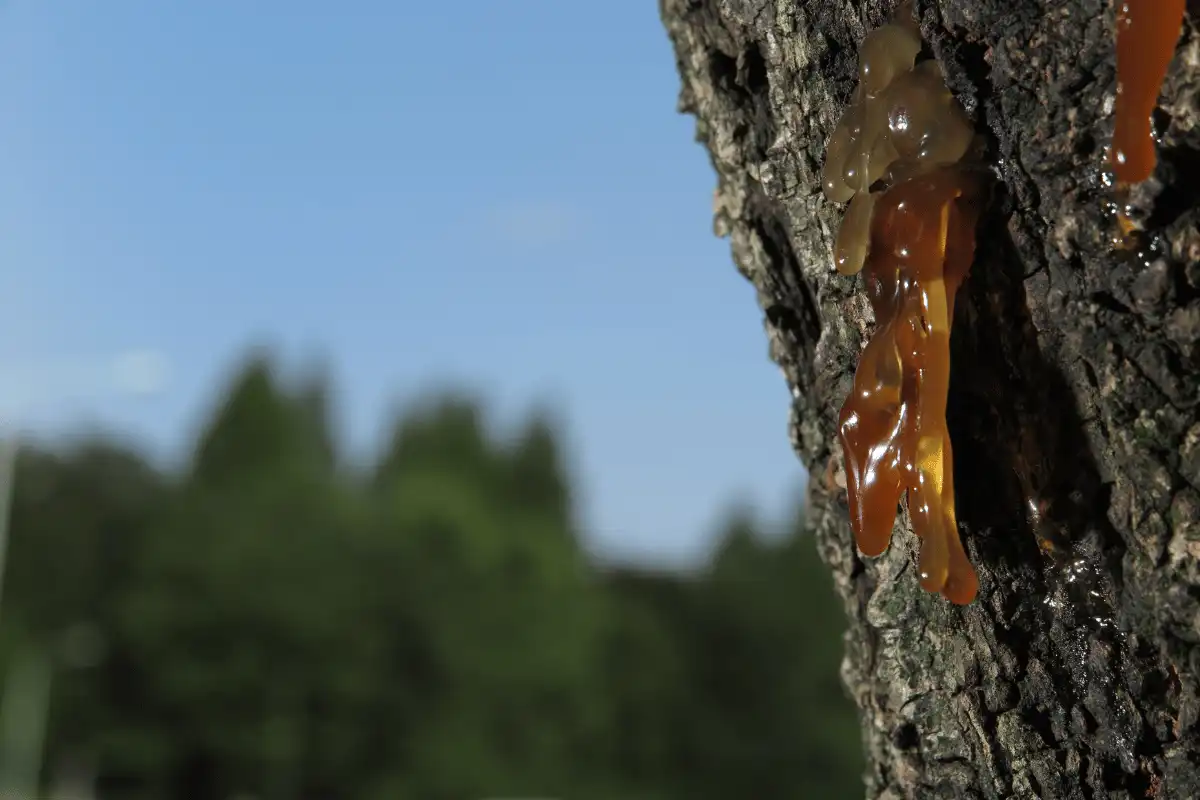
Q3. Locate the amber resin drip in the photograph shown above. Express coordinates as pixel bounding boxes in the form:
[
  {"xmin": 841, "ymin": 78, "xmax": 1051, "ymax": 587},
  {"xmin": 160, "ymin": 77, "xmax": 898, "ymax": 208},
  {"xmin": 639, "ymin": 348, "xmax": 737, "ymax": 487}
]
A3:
[
  {"xmin": 823, "ymin": 2, "xmax": 985, "ymax": 604},
  {"xmin": 1111, "ymin": 0, "xmax": 1186, "ymax": 184},
  {"xmin": 838, "ymin": 170, "xmax": 985, "ymax": 605}
]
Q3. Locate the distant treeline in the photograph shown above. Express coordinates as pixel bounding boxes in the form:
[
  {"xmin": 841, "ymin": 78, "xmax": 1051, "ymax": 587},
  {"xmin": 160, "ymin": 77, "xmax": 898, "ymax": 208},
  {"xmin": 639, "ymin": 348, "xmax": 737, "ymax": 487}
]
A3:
[{"xmin": 0, "ymin": 354, "xmax": 863, "ymax": 800}]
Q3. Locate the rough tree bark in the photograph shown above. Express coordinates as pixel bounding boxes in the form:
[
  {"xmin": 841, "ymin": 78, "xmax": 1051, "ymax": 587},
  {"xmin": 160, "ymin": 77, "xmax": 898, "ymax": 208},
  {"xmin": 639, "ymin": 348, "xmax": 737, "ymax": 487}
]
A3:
[{"xmin": 660, "ymin": 0, "xmax": 1200, "ymax": 797}]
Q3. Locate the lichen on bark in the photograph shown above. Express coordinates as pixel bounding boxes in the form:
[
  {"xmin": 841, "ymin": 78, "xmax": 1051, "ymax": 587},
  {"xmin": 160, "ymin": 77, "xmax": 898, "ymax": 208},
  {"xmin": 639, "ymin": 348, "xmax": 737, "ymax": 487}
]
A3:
[{"xmin": 660, "ymin": 0, "xmax": 1200, "ymax": 797}]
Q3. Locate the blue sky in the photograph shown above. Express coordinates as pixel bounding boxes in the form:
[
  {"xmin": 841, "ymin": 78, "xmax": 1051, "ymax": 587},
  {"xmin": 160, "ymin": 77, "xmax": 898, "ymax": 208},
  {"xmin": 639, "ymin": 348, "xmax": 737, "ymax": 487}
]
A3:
[{"xmin": 0, "ymin": 0, "xmax": 806, "ymax": 565}]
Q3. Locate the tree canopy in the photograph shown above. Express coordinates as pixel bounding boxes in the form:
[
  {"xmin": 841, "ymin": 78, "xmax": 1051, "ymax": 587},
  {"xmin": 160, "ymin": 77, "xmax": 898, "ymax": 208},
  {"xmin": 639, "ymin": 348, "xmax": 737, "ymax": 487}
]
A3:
[{"xmin": 0, "ymin": 352, "xmax": 861, "ymax": 799}]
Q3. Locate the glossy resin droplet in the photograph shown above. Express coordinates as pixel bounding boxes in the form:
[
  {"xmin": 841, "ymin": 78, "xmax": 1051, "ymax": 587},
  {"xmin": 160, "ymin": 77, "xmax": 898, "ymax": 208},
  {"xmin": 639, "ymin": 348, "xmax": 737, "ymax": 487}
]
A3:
[
  {"xmin": 1111, "ymin": 0, "xmax": 1186, "ymax": 184},
  {"xmin": 838, "ymin": 168, "xmax": 985, "ymax": 605},
  {"xmin": 823, "ymin": 1, "xmax": 987, "ymax": 604}
]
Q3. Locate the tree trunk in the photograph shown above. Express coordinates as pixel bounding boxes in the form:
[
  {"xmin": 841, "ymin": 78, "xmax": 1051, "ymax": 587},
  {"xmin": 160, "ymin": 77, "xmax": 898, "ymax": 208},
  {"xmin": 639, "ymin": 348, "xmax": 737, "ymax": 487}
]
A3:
[{"xmin": 659, "ymin": 0, "xmax": 1200, "ymax": 797}]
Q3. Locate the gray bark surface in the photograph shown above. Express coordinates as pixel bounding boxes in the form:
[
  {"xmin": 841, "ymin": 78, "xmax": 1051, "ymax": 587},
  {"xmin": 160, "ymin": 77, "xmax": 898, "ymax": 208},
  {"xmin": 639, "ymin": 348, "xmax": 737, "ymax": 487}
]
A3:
[{"xmin": 660, "ymin": 0, "xmax": 1200, "ymax": 797}]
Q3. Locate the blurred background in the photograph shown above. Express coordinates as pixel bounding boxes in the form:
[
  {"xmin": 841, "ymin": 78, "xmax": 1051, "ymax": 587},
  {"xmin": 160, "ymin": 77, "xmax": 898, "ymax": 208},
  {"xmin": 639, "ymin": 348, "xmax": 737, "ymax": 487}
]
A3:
[{"xmin": 0, "ymin": 1, "xmax": 862, "ymax": 798}]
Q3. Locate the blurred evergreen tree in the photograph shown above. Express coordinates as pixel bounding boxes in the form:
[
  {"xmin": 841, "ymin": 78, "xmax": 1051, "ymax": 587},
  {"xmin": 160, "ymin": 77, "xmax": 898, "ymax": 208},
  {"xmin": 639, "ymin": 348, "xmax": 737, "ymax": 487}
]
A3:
[
  {"xmin": 504, "ymin": 410, "xmax": 573, "ymax": 527},
  {"xmin": 595, "ymin": 504, "xmax": 863, "ymax": 800},
  {"xmin": 190, "ymin": 352, "xmax": 335, "ymax": 490},
  {"xmin": 116, "ymin": 357, "xmax": 357, "ymax": 798},
  {"xmin": 2, "ymin": 442, "xmax": 166, "ymax": 797},
  {"xmin": 0, "ymin": 350, "xmax": 863, "ymax": 800},
  {"xmin": 680, "ymin": 505, "xmax": 864, "ymax": 799},
  {"xmin": 373, "ymin": 395, "xmax": 498, "ymax": 495},
  {"xmin": 597, "ymin": 566, "xmax": 694, "ymax": 798},
  {"xmin": 369, "ymin": 397, "xmax": 610, "ymax": 800}
]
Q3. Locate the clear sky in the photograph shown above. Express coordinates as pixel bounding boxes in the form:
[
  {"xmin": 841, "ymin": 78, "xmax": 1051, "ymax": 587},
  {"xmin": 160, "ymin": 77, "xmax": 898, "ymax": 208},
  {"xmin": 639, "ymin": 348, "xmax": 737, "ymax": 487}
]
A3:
[{"xmin": 0, "ymin": 0, "xmax": 806, "ymax": 566}]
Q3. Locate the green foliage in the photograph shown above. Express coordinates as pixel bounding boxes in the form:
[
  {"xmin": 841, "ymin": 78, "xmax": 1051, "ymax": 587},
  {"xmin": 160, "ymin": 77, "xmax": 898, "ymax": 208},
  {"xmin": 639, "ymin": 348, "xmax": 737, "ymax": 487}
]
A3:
[
  {"xmin": 0, "ymin": 353, "xmax": 864, "ymax": 799},
  {"xmin": 191, "ymin": 354, "xmax": 335, "ymax": 489}
]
